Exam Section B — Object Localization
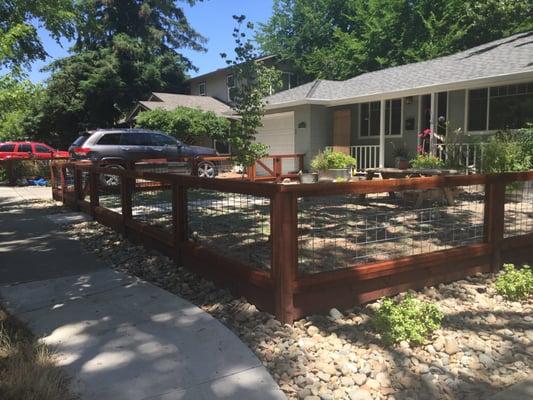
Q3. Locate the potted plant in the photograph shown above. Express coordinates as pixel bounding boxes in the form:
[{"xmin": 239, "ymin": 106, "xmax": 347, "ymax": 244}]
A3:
[
  {"xmin": 311, "ymin": 149, "xmax": 357, "ymax": 182},
  {"xmin": 409, "ymin": 153, "xmax": 445, "ymax": 169},
  {"xmin": 391, "ymin": 142, "xmax": 410, "ymax": 169}
]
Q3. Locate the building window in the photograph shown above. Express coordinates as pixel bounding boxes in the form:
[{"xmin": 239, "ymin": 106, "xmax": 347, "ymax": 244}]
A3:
[
  {"xmin": 467, "ymin": 82, "xmax": 533, "ymax": 132},
  {"xmin": 226, "ymin": 74, "xmax": 235, "ymax": 102},
  {"xmin": 198, "ymin": 82, "xmax": 206, "ymax": 96},
  {"xmin": 280, "ymin": 72, "xmax": 298, "ymax": 91},
  {"xmin": 213, "ymin": 139, "xmax": 231, "ymax": 155},
  {"xmin": 360, "ymin": 99, "xmax": 402, "ymax": 137}
]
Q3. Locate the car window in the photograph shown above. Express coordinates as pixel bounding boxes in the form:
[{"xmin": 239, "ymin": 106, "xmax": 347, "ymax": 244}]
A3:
[
  {"xmin": 120, "ymin": 132, "xmax": 151, "ymax": 146},
  {"xmin": 0, "ymin": 144, "xmax": 15, "ymax": 152},
  {"xmin": 151, "ymin": 133, "xmax": 176, "ymax": 146},
  {"xmin": 72, "ymin": 135, "xmax": 89, "ymax": 146},
  {"xmin": 17, "ymin": 144, "xmax": 31, "ymax": 152},
  {"xmin": 35, "ymin": 144, "xmax": 52, "ymax": 153},
  {"xmin": 97, "ymin": 133, "xmax": 122, "ymax": 145}
]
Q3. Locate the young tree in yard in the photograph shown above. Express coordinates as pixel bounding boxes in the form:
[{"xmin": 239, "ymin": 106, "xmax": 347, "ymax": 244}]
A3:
[
  {"xmin": 221, "ymin": 15, "xmax": 281, "ymax": 168},
  {"xmin": 258, "ymin": 0, "xmax": 533, "ymax": 81},
  {"xmin": 135, "ymin": 107, "xmax": 230, "ymax": 145},
  {"xmin": 0, "ymin": 0, "xmax": 75, "ymax": 69}
]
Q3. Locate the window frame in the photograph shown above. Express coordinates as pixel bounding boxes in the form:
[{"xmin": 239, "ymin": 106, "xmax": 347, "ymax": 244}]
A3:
[
  {"xmin": 226, "ymin": 74, "xmax": 235, "ymax": 102},
  {"xmin": 198, "ymin": 81, "xmax": 206, "ymax": 96},
  {"xmin": 0, "ymin": 144, "xmax": 16, "ymax": 152},
  {"xmin": 358, "ymin": 99, "xmax": 404, "ymax": 138}
]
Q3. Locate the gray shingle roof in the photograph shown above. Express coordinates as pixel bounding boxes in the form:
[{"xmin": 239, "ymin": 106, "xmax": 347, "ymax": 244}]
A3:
[
  {"xmin": 266, "ymin": 31, "xmax": 533, "ymax": 107},
  {"xmin": 147, "ymin": 93, "xmax": 233, "ymax": 116}
]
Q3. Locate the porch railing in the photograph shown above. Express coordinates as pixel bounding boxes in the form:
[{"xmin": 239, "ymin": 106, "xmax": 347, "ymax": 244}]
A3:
[
  {"xmin": 325, "ymin": 145, "xmax": 381, "ymax": 171},
  {"xmin": 435, "ymin": 143, "xmax": 485, "ymax": 172}
]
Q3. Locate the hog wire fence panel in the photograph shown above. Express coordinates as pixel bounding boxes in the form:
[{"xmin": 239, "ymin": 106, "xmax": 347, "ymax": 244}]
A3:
[
  {"xmin": 504, "ymin": 181, "xmax": 533, "ymax": 238},
  {"xmin": 132, "ymin": 178, "xmax": 173, "ymax": 232},
  {"xmin": 64, "ymin": 164, "xmax": 76, "ymax": 193},
  {"xmin": 297, "ymin": 184, "xmax": 486, "ymax": 274},
  {"xmin": 135, "ymin": 160, "xmax": 192, "ymax": 175},
  {"xmin": 79, "ymin": 169, "xmax": 90, "ymax": 202},
  {"xmin": 97, "ymin": 171, "xmax": 122, "ymax": 214},
  {"xmin": 187, "ymin": 189, "xmax": 271, "ymax": 270}
]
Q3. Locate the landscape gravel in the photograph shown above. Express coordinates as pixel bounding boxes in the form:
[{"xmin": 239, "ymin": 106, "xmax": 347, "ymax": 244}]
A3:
[{"xmin": 66, "ymin": 219, "xmax": 533, "ymax": 400}]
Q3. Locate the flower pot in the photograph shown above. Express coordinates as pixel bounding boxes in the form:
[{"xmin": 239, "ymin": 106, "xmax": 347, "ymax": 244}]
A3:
[
  {"xmin": 317, "ymin": 168, "xmax": 352, "ymax": 182},
  {"xmin": 395, "ymin": 157, "xmax": 409, "ymax": 170},
  {"xmin": 299, "ymin": 173, "xmax": 318, "ymax": 184}
]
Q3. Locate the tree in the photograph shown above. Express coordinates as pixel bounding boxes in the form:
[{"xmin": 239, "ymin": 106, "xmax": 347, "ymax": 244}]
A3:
[
  {"xmin": 0, "ymin": 0, "xmax": 75, "ymax": 69},
  {"xmin": 221, "ymin": 15, "xmax": 281, "ymax": 167},
  {"xmin": 0, "ymin": 75, "xmax": 43, "ymax": 141},
  {"xmin": 135, "ymin": 107, "xmax": 230, "ymax": 144},
  {"xmin": 257, "ymin": 0, "xmax": 533, "ymax": 81},
  {"xmin": 35, "ymin": 0, "xmax": 206, "ymax": 146}
]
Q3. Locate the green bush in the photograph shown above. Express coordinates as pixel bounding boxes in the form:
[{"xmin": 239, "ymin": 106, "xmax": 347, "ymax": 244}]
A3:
[
  {"xmin": 410, "ymin": 153, "xmax": 444, "ymax": 169},
  {"xmin": 373, "ymin": 295, "xmax": 444, "ymax": 345},
  {"xmin": 482, "ymin": 131, "xmax": 531, "ymax": 173},
  {"xmin": 310, "ymin": 149, "xmax": 356, "ymax": 171},
  {"xmin": 495, "ymin": 264, "xmax": 533, "ymax": 301}
]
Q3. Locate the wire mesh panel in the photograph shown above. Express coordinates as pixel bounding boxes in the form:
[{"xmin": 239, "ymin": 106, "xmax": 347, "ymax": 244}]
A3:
[
  {"xmin": 132, "ymin": 178, "xmax": 173, "ymax": 231},
  {"xmin": 64, "ymin": 164, "xmax": 75, "ymax": 193},
  {"xmin": 97, "ymin": 170, "xmax": 122, "ymax": 214},
  {"xmin": 504, "ymin": 181, "xmax": 533, "ymax": 238},
  {"xmin": 135, "ymin": 160, "xmax": 192, "ymax": 175},
  {"xmin": 298, "ymin": 184, "xmax": 486, "ymax": 274},
  {"xmin": 79, "ymin": 169, "xmax": 90, "ymax": 201},
  {"xmin": 187, "ymin": 189, "xmax": 271, "ymax": 270}
]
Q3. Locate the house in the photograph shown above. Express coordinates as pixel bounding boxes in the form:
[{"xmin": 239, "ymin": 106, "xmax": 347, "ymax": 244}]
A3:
[
  {"xmin": 259, "ymin": 31, "xmax": 533, "ymax": 171},
  {"xmin": 186, "ymin": 55, "xmax": 303, "ymax": 104}
]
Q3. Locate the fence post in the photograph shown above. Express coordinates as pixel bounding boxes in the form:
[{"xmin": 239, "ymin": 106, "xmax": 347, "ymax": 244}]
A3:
[
  {"xmin": 60, "ymin": 165, "xmax": 67, "ymax": 203},
  {"xmin": 484, "ymin": 179, "xmax": 505, "ymax": 272},
  {"xmin": 72, "ymin": 166, "xmax": 81, "ymax": 210},
  {"xmin": 271, "ymin": 191, "xmax": 298, "ymax": 324},
  {"xmin": 274, "ymin": 157, "xmax": 282, "ymax": 180},
  {"xmin": 121, "ymin": 174, "xmax": 133, "ymax": 227},
  {"xmin": 172, "ymin": 181, "xmax": 188, "ymax": 262},
  {"xmin": 6, "ymin": 160, "xmax": 16, "ymax": 186},
  {"xmin": 89, "ymin": 169, "xmax": 99, "ymax": 218},
  {"xmin": 247, "ymin": 164, "xmax": 256, "ymax": 181}
]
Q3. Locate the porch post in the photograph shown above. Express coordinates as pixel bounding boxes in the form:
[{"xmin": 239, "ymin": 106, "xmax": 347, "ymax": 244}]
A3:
[
  {"xmin": 379, "ymin": 99, "xmax": 386, "ymax": 168},
  {"xmin": 429, "ymin": 92, "xmax": 436, "ymax": 155}
]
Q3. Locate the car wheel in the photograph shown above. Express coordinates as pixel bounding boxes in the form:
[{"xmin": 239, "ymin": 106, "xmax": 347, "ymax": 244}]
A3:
[
  {"xmin": 197, "ymin": 161, "xmax": 217, "ymax": 178},
  {"xmin": 99, "ymin": 164, "xmax": 125, "ymax": 187}
]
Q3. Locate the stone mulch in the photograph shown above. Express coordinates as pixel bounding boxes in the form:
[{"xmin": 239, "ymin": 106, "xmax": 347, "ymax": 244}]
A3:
[{"xmin": 66, "ymin": 220, "xmax": 532, "ymax": 400}]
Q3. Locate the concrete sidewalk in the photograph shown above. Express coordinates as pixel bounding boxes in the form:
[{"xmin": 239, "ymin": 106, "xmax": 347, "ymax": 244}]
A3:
[{"xmin": 0, "ymin": 186, "xmax": 285, "ymax": 400}]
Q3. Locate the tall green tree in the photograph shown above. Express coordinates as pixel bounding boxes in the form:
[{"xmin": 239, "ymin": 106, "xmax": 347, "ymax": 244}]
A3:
[
  {"xmin": 0, "ymin": 0, "xmax": 75, "ymax": 69},
  {"xmin": 258, "ymin": 0, "xmax": 533, "ymax": 81},
  {"xmin": 37, "ymin": 0, "xmax": 206, "ymax": 146}
]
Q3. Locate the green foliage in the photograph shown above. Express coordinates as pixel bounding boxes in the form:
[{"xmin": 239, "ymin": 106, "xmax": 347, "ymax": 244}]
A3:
[
  {"xmin": 0, "ymin": 75, "xmax": 43, "ymax": 141},
  {"xmin": 220, "ymin": 15, "xmax": 281, "ymax": 167},
  {"xmin": 495, "ymin": 264, "xmax": 533, "ymax": 301},
  {"xmin": 135, "ymin": 107, "xmax": 230, "ymax": 144},
  {"xmin": 517, "ymin": 124, "xmax": 533, "ymax": 165},
  {"xmin": 482, "ymin": 131, "xmax": 531, "ymax": 173},
  {"xmin": 310, "ymin": 149, "xmax": 356, "ymax": 170},
  {"xmin": 410, "ymin": 153, "xmax": 444, "ymax": 169},
  {"xmin": 0, "ymin": 0, "xmax": 75, "ymax": 69},
  {"xmin": 373, "ymin": 295, "xmax": 444, "ymax": 345},
  {"xmin": 258, "ymin": 0, "xmax": 533, "ymax": 80}
]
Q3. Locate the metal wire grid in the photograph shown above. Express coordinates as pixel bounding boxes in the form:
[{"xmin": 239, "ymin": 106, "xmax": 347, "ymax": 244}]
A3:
[
  {"xmin": 297, "ymin": 185, "xmax": 486, "ymax": 274},
  {"xmin": 187, "ymin": 189, "xmax": 271, "ymax": 270},
  {"xmin": 504, "ymin": 181, "xmax": 533, "ymax": 238},
  {"xmin": 132, "ymin": 179, "xmax": 173, "ymax": 231},
  {"xmin": 135, "ymin": 161, "xmax": 192, "ymax": 175},
  {"xmin": 64, "ymin": 165, "xmax": 75, "ymax": 192},
  {"xmin": 80, "ymin": 170, "xmax": 90, "ymax": 201},
  {"xmin": 97, "ymin": 172, "xmax": 122, "ymax": 214}
]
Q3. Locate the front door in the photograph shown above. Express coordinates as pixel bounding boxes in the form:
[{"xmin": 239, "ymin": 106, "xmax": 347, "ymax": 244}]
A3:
[{"xmin": 332, "ymin": 109, "xmax": 351, "ymax": 154}]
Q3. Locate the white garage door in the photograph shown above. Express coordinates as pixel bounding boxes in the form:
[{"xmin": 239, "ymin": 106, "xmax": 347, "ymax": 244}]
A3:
[{"xmin": 255, "ymin": 112, "xmax": 296, "ymax": 175}]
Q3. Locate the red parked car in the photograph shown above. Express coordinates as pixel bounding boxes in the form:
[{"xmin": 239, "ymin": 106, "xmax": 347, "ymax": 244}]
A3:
[{"xmin": 0, "ymin": 141, "xmax": 69, "ymax": 160}]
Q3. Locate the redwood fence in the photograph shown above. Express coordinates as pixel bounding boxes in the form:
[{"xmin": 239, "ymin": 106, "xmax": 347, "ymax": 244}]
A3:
[{"xmin": 51, "ymin": 160, "xmax": 533, "ymax": 323}]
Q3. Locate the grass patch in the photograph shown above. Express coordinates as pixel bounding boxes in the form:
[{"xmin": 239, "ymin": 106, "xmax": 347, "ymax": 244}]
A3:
[{"xmin": 0, "ymin": 304, "xmax": 75, "ymax": 400}]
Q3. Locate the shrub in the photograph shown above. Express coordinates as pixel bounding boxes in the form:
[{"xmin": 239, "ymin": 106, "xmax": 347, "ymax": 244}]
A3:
[
  {"xmin": 373, "ymin": 295, "xmax": 444, "ymax": 345},
  {"xmin": 311, "ymin": 149, "xmax": 356, "ymax": 171},
  {"xmin": 495, "ymin": 264, "xmax": 533, "ymax": 301},
  {"xmin": 410, "ymin": 153, "xmax": 444, "ymax": 169},
  {"xmin": 482, "ymin": 131, "xmax": 531, "ymax": 173}
]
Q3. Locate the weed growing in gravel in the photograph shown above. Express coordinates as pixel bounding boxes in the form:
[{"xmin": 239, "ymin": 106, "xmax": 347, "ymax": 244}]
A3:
[
  {"xmin": 495, "ymin": 264, "xmax": 533, "ymax": 301},
  {"xmin": 373, "ymin": 295, "xmax": 443, "ymax": 345}
]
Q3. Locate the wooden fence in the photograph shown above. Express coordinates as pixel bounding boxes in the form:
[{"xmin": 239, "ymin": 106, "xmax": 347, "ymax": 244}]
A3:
[{"xmin": 51, "ymin": 160, "xmax": 533, "ymax": 323}]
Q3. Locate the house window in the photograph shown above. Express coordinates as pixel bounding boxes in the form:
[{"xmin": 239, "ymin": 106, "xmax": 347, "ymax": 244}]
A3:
[
  {"xmin": 213, "ymin": 139, "xmax": 230, "ymax": 155},
  {"xmin": 280, "ymin": 72, "xmax": 298, "ymax": 91},
  {"xmin": 226, "ymin": 74, "xmax": 235, "ymax": 102},
  {"xmin": 198, "ymin": 82, "xmax": 206, "ymax": 96},
  {"xmin": 467, "ymin": 82, "xmax": 533, "ymax": 132},
  {"xmin": 360, "ymin": 99, "xmax": 402, "ymax": 136}
]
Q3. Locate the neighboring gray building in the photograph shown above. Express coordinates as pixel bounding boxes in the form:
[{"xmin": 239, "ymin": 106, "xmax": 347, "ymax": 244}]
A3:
[{"xmin": 259, "ymin": 31, "xmax": 533, "ymax": 171}]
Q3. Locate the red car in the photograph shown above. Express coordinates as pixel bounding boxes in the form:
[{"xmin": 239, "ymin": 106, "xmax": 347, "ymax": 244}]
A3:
[{"xmin": 0, "ymin": 141, "xmax": 69, "ymax": 160}]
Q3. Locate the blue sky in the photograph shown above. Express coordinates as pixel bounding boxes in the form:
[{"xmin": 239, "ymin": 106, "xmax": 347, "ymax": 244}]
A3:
[{"xmin": 22, "ymin": 0, "xmax": 274, "ymax": 83}]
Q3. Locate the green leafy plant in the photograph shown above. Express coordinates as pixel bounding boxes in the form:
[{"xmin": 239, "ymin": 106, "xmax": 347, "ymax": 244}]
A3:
[
  {"xmin": 482, "ymin": 131, "xmax": 531, "ymax": 173},
  {"xmin": 410, "ymin": 153, "xmax": 444, "ymax": 169},
  {"xmin": 495, "ymin": 264, "xmax": 533, "ymax": 301},
  {"xmin": 310, "ymin": 149, "xmax": 356, "ymax": 171},
  {"xmin": 373, "ymin": 295, "xmax": 444, "ymax": 345},
  {"xmin": 391, "ymin": 142, "xmax": 410, "ymax": 159}
]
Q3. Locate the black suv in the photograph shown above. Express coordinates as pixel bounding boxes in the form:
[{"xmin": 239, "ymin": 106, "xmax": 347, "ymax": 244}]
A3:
[{"xmin": 69, "ymin": 129, "xmax": 219, "ymax": 178}]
